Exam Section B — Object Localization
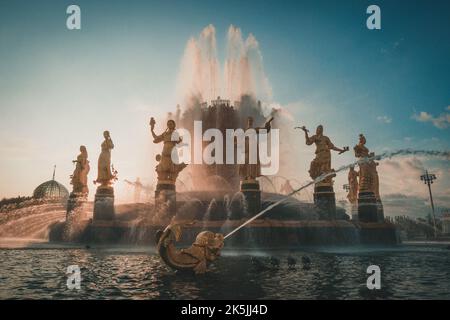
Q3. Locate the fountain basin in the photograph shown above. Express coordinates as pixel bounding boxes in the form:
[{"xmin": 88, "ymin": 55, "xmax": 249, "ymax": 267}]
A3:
[{"xmin": 51, "ymin": 219, "xmax": 399, "ymax": 246}]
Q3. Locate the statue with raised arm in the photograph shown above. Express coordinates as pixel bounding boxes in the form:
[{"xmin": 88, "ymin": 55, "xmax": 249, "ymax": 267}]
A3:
[
  {"xmin": 150, "ymin": 118, "xmax": 187, "ymax": 184},
  {"xmin": 70, "ymin": 145, "xmax": 90, "ymax": 195},
  {"xmin": 299, "ymin": 125, "xmax": 348, "ymax": 184},
  {"xmin": 94, "ymin": 130, "xmax": 117, "ymax": 187},
  {"xmin": 239, "ymin": 116, "xmax": 273, "ymax": 181}
]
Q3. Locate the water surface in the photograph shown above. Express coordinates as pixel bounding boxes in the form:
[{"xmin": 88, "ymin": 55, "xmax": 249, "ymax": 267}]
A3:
[{"xmin": 0, "ymin": 242, "xmax": 449, "ymax": 299}]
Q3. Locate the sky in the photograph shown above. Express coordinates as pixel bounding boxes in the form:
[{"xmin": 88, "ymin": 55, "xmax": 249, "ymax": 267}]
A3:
[{"xmin": 0, "ymin": 0, "xmax": 449, "ymax": 215}]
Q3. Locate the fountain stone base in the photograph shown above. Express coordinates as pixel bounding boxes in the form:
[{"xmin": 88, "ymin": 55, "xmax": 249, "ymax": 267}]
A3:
[
  {"xmin": 155, "ymin": 183, "xmax": 176, "ymax": 216},
  {"xmin": 93, "ymin": 186, "xmax": 115, "ymax": 221},
  {"xmin": 74, "ymin": 219, "xmax": 399, "ymax": 246},
  {"xmin": 241, "ymin": 180, "xmax": 261, "ymax": 216},
  {"xmin": 314, "ymin": 185, "xmax": 336, "ymax": 220},
  {"xmin": 358, "ymin": 191, "xmax": 378, "ymax": 222},
  {"xmin": 49, "ymin": 194, "xmax": 399, "ymax": 246}
]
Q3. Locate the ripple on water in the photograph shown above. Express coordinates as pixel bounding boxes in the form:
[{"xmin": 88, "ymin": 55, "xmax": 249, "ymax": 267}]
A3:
[{"xmin": 0, "ymin": 244, "xmax": 449, "ymax": 299}]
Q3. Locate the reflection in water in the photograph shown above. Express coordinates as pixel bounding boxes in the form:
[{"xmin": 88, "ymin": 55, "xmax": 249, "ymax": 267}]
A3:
[{"xmin": 0, "ymin": 244, "xmax": 449, "ymax": 299}]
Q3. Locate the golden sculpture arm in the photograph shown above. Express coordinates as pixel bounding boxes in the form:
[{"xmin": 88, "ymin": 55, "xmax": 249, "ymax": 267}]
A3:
[
  {"xmin": 149, "ymin": 117, "xmax": 165, "ymax": 142},
  {"xmin": 333, "ymin": 146, "xmax": 349, "ymax": 154}
]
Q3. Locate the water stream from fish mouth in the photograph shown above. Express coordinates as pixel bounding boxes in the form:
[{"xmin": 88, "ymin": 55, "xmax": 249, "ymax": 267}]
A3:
[{"xmin": 0, "ymin": 242, "xmax": 449, "ymax": 299}]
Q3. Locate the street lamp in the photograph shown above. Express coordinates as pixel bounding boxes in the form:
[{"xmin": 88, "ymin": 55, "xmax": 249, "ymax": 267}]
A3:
[{"xmin": 420, "ymin": 170, "xmax": 437, "ymax": 238}]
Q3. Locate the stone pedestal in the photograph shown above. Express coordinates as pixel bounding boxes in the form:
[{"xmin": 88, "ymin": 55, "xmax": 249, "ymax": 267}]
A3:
[
  {"xmin": 376, "ymin": 199, "xmax": 384, "ymax": 222},
  {"xmin": 357, "ymin": 191, "xmax": 378, "ymax": 222},
  {"xmin": 313, "ymin": 185, "xmax": 336, "ymax": 220},
  {"xmin": 240, "ymin": 180, "xmax": 261, "ymax": 216},
  {"xmin": 155, "ymin": 183, "xmax": 176, "ymax": 218},
  {"xmin": 93, "ymin": 186, "xmax": 115, "ymax": 221}
]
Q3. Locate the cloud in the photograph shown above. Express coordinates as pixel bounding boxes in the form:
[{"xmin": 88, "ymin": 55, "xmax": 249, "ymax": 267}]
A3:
[
  {"xmin": 378, "ymin": 156, "xmax": 450, "ymax": 212},
  {"xmin": 377, "ymin": 115, "xmax": 392, "ymax": 124},
  {"xmin": 411, "ymin": 107, "xmax": 450, "ymax": 129},
  {"xmin": 382, "ymin": 193, "xmax": 450, "ymax": 218},
  {"xmin": 382, "ymin": 193, "xmax": 429, "ymax": 218}
]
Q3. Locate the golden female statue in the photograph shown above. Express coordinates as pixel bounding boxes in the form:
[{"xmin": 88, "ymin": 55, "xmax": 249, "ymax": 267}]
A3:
[
  {"xmin": 150, "ymin": 118, "xmax": 186, "ymax": 184},
  {"xmin": 300, "ymin": 125, "xmax": 348, "ymax": 183},
  {"xmin": 95, "ymin": 130, "xmax": 116, "ymax": 186},
  {"xmin": 70, "ymin": 145, "xmax": 90, "ymax": 194},
  {"xmin": 354, "ymin": 134, "xmax": 375, "ymax": 193}
]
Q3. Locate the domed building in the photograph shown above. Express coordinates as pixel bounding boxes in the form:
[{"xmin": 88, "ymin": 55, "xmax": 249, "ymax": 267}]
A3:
[{"xmin": 33, "ymin": 166, "xmax": 69, "ymax": 201}]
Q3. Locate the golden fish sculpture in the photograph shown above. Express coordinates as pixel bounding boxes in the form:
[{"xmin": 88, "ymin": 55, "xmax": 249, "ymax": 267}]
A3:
[{"xmin": 156, "ymin": 223, "xmax": 224, "ymax": 274}]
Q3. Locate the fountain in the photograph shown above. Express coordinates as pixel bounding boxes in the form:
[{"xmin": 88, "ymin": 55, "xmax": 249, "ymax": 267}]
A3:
[
  {"xmin": 44, "ymin": 96, "xmax": 406, "ymax": 247},
  {"xmin": 11, "ymin": 25, "xmax": 450, "ymax": 248}
]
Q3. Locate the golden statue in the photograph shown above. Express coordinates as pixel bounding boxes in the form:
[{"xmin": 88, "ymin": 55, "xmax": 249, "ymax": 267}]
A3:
[
  {"xmin": 347, "ymin": 165, "xmax": 359, "ymax": 204},
  {"xmin": 354, "ymin": 134, "xmax": 377, "ymax": 194},
  {"xmin": 156, "ymin": 222, "xmax": 224, "ymax": 274},
  {"xmin": 94, "ymin": 130, "xmax": 117, "ymax": 187},
  {"xmin": 299, "ymin": 125, "xmax": 348, "ymax": 184},
  {"xmin": 70, "ymin": 145, "xmax": 90, "ymax": 195},
  {"xmin": 150, "ymin": 118, "xmax": 187, "ymax": 184},
  {"xmin": 239, "ymin": 116, "xmax": 273, "ymax": 181}
]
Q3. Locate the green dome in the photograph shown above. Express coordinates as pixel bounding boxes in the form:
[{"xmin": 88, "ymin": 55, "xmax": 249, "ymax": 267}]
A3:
[{"xmin": 33, "ymin": 180, "xmax": 69, "ymax": 200}]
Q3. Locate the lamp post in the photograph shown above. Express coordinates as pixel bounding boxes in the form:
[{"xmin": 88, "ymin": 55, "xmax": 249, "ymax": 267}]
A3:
[{"xmin": 420, "ymin": 170, "xmax": 437, "ymax": 238}]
